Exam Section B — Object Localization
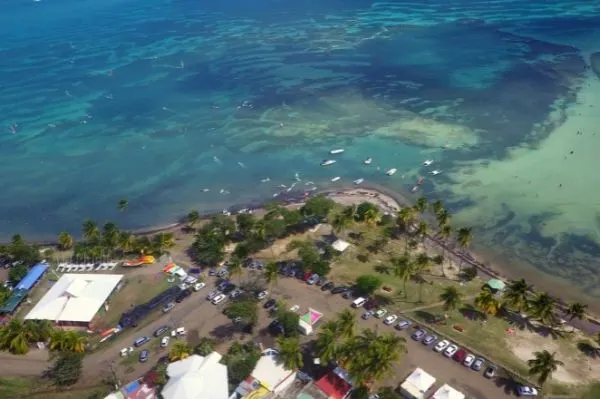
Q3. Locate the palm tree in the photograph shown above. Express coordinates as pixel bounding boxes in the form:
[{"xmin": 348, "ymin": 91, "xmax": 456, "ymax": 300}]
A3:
[
  {"xmin": 564, "ymin": 302, "xmax": 587, "ymax": 322},
  {"xmin": 335, "ymin": 310, "xmax": 356, "ymax": 340},
  {"xmin": 502, "ymin": 278, "xmax": 531, "ymax": 314},
  {"xmin": 412, "ymin": 253, "xmax": 430, "ymax": 303},
  {"xmin": 529, "ymin": 292, "xmax": 558, "ymax": 327},
  {"xmin": 0, "ymin": 319, "xmax": 33, "ymax": 354},
  {"xmin": 186, "ymin": 210, "xmax": 201, "ymax": 230},
  {"xmin": 102, "ymin": 222, "xmax": 120, "ymax": 250},
  {"xmin": 474, "ymin": 288, "xmax": 501, "ymax": 317},
  {"xmin": 82, "ymin": 219, "xmax": 100, "ymax": 241},
  {"xmin": 435, "ymin": 209, "xmax": 451, "ymax": 229},
  {"xmin": 277, "ymin": 336, "xmax": 303, "ymax": 370},
  {"xmin": 117, "ymin": 199, "xmax": 128, "ymax": 211},
  {"xmin": 49, "ymin": 329, "xmax": 70, "ymax": 352},
  {"xmin": 228, "ymin": 257, "xmax": 243, "ymax": 281},
  {"xmin": 431, "ymin": 200, "xmax": 444, "ymax": 217},
  {"xmin": 264, "ymin": 261, "xmax": 279, "ymax": 295},
  {"xmin": 440, "ymin": 286, "xmax": 462, "ymax": 312},
  {"xmin": 392, "ymin": 255, "xmax": 413, "ymax": 298},
  {"xmin": 169, "ymin": 341, "xmax": 191, "ymax": 362},
  {"xmin": 455, "ymin": 227, "xmax": 472, "ymax": 270},
  {"xmin": 396, "ymin": 207, "xmax": 416, "ymax": 233},
  {"xmin": 63, "ymin": 331, "xmax": 87, "ymax": 353},
  {"xmin": 25, "ymin": 320, "xmax": 53, "ymax": 342},
  {"xmin": 415, "ymin": 221, "xmax": 429, "ymax": 244},
  {"xmin": 363, "ymin": 208, "xmax": 380, "ymax": 226},
  {"xmin": 413, "ymin": 197, "xmax": 428, "ymax": 215},
  {"xmin": 152, "ymin": 232, "xmax": 176, "ymax": 254},
  {"xmin": 57, "ymin": 232, "xmax": 74, "ymax": 251},
  {"xmin": 315, "ymin": 325, "xmax": 338, "ymax": 364},
  {"xmin": 527, "ymin": 350, "xmax": 564, "ymax": 387},
  {"xmin": 438, "ymin": 224, "xmax": 452, "ymax": 276},
  {"xmin": 118, "ymin": 231, "xmax": 135, "ymax": 253}
]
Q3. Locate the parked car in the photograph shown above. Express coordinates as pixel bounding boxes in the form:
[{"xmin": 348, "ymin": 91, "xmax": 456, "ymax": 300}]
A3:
[
  {"xmin": 175, "ymin": 289, "xmax": 192, "ymax": 303},
  {"xmin": 120, "ymin": 347, "xmax": 134, "ymax": 357},
  {"xmin": 256, "ymin": 290, "xmax": 268, "ymax": 300},
  {"xmin": 463, "ymin": 353, "xmax": 475, "ymax": 367},
  {"xmin": 343, "ymin": 290, "xmax": 354, "ymax": 299},
  {"xmin": 395, "ymin": 319, "xmax": 412, "ymax": 330},
  {"xmin": 153, "ymin": 326, "xmax": 169, "ymax": 337},
  {"xmin": 162, "ymin": 302, "xmax": 176, "ymax": 313},
  {"xmin": 411, "ymin": 329, "xmax": 426, "ymax": 341},
  {"xmin": 208, "ymin": 268, "xmax": 216, "ymax": 276},
  {"xmin": 321, "ymin": 282, "xmax": 334, "ymax": 291},
  {"xmin": 212, "ymin": 294, "xmax": 226, "ymax": 305},
  {"xmin": 362, "ymin": 310, "xmax": 373, "ymax": 320},
  {"xmin": 422, "ymin": 334, "xmax": 437, "ymax": 345},
  {"xmin": 331, "ymin": 286, "xmax": 349, "ymax": 295},
  {"xmin": 160, "ymin": 336, "xmax": 170, "ymax": 348},
  {"xmin": 221, "ymin": 283, "xmax": 236, "ymax": 294},
  {"xmin": 193, "ymin": 282, "xmax": 206, "ymax": 291},
  {"xmin": 517, "ymin": 386, "xmax": 538, "ymax": 397},
  {"xmin": 230, "ymin": 288, "xmax": 243, "ymax": 299},
  {"xmin": 290, "ymin": 305, "xmax": 300, "ymax": 312},
  {"xmin": 207, "ymin": 290, "xmax": 221, "ymax": 300},
  {"xmin": 184, "ymin": 276, "xmax": 198, "ymax": 284},
  {"xmin": 443, "ymin": 344, "xmax": 459, "ymax": 357},
  {"xmin": 383, "ymin": 314, "xmax": 398, "ymax": 325},
  {"xmin": 375, "ymin": 308, "xmax": 388, "ymax": 318},
  {"xmin": 352, "ymin": 297, "xmax": 367, "ymax": 308},
  {"xmin": 171, "ymin": 327, "xmax": 187, "ymax": 337},
  {"xmin": 307, "ymin": 274, "xmax": 320, "ymax": 285},
  {"xmin": 472, "ymin": 357, "xmax": 485, "ymax": 371},
  {"xmin": 363, "ymin": 299, "xmax": 377, "ymax": 311},
  {"xmin": 263, "ymin": 298, "xmax": 277, "ymax": 309},
  {"xmin": 316, "ymin": 277, "xmax": 326, "ymax": 286},
  {"xmin": 452, "ymin": 348, "xmax": 467, "ymax": 362},
  {"xmin": 434, "ymin": 340, "xmax": 450, "ymax": 352},
  {"xmin": 268, "ymin": 320, "xmax": 285, "ymax": 336},
  {"xmin": 133, "ymin": 336, "xmax": 151, "ymax": 347},
  {"xmin": 484, "ymin": 365, "xmax": 497, "ymax": 378},
  {"xmin": 139, "ymin": 350, "xmax": 149, "ymax": 363}
]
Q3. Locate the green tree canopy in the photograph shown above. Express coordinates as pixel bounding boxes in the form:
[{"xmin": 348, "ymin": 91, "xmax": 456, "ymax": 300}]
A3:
[
  {"xmin": 9, "ymin": 264, "xmax": 28, "ymax": 283},
  {"xmin": 225, "ymin": 299, "xmax": 259, "ymax": 326},
  {"xmin": 354, "ymin": 275, "xmax": 383, "ymax": 296},
  {"xmin": 44, "ymin": 351, "xmax": 84, "ymax": 387},
  {"xmin": 301, "ymin": 195, "xmax": 335, "ymax": 219}
]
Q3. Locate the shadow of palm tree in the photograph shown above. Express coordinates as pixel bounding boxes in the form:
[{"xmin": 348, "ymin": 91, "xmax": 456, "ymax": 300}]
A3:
[
  {"xmin": 460, "ymin": 304, "xmax": 485, "ymax": 321},
  {"xmin": 494, "ymin": 375, "xmax": 518, "ymax": 395},
  {"xmin": 501, "ymin": 309, "xmax": 536, "ymax": 332},
  {"xmin": 413, "ymin": 310, "xmax": 440, "ymax": 324},
  {"xmin": 576, "ymin": 340, "xmax": 599, "ymax": 358},
  {"xmin": 374, "ymin": 264, "xmax": 391, "ymax": 275}
]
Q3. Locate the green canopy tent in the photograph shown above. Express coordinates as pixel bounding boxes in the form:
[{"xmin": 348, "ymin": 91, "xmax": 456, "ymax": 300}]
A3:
[{"xmin": 486, "ymin": 279, "xmax": 506, "ymax": 292}]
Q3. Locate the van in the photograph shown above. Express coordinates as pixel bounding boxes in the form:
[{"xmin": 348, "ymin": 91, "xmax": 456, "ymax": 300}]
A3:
[{"xmin": 352, "ymin": 297, "xmax": 367, "ymax": 308}]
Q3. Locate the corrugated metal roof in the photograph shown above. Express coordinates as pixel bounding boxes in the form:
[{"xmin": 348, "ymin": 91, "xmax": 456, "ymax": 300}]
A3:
[{"xmin": 15, "ymin": 262, "xmax": 48, "ymax": 291}]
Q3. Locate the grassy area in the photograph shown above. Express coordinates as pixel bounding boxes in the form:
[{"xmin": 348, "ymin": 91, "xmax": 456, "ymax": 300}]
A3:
[
  {"xmin": 94, "ymin": 272, "xmax": 175, "ymax": 329},
  {"xmin": 579, "ymin": 382, "xmax": 600, "ymax": 399},
  {"xmin": 0, "ymin": 377, "xmax": 33, "ymax": 399},
  {"xmin": 0, "ymin": 377, "xmax": 108, "ymax": 399}
]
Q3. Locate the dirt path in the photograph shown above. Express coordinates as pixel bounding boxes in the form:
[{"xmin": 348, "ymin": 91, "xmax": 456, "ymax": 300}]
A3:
[{"xmin": 400, "ymin": 294, "xmax": 478, "ymax": 313}]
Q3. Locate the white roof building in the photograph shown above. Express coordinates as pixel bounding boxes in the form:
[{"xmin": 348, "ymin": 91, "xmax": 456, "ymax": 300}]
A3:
[
  {"xmin": 24, "ymin": 274, "xmax": 123, "ymax": 324},
  {"xmin": 432, "ymin": 384, "xmax": 465, "ymax": 399},
  {"xmin": 400, "ymin": 368, "xmax": 436, "ymax": 399},
  {"xmin": 251, "ymin": 348, "xmax": 296, "ymax": 394},
  {"xmin": 331, "ymin": 239, "xmax": 350, "ymax": 252},
  {"xmin": 162, "ymin": 353, "xmax": 228, "ymax": 399}
]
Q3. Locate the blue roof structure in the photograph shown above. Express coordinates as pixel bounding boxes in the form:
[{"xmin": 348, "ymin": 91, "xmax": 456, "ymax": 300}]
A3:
[{"xmin": 15, "ymin": 262, "xmax": 48, "ymax": 291}]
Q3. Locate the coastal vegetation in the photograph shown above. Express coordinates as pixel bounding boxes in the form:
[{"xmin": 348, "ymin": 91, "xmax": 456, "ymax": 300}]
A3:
[{"xmin": 0, "ymin": 319, "xmax": 88, "ymax": 355}]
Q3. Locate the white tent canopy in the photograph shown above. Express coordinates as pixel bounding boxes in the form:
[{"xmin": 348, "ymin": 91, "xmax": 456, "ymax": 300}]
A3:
[
  {"xmin": 400, "ymin": 368, "xmax": 436, "ymax": 399},
  {"xmin": 25, "ymin": 274, "xmax": 123, "ymax": 323},
  {"xmin": 162, "ymin": 353, "xmax": 228, "ymax": 399},
  {"xmin": 432, "ymin": 384, "xmax": 465, "ymax": 399}
]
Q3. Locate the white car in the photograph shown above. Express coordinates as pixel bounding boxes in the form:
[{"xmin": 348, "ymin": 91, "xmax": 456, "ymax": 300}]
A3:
[
  {"xmin": 171, "ymin": 327, "xmax": 187, "ymax": 337},
  {"xmin": 256, "ymin": 290, "xmax": 268, "ymax": 300},
  {"xmin": 517, "ymin": 386, "xmax": 538, "ymax": 397},
  {"xmin": 434, "ymin": 340, "xmax": 450, "ymax": 352},
  {"xmin": 383, "ymin": 314, "xmax": 398, "ymax": 325},
  {"xmin": 120, "ymin": 347, "xmax": 134, "ymax": 357},
  {"xmin": 206, "ymin": 290, "xmax": 221, "ymax": 300},
  {"xmin": 375, "ymin": 308, "xmax": 388, "ymax": 318},
  {"xmin": 193, "ymin": 282, "xmax": 206, "ymax": 291},
  {"xmin": 160, "ymin": 336, "xmax": 170, "ymax": 347},
  {"xmin": 463, "ymin": 353, "xmax": 475, "ymax": 367},
  {"xmin": 290, "ymin": 305, "xmax": 300, "ymax": 312},
  {"xmin": 212, "ymin": 294, "xmax": 227, "ymax": 304},
  {"xmin": 444, "ymin": 344, "xmax": 459, "ymax": 357}
]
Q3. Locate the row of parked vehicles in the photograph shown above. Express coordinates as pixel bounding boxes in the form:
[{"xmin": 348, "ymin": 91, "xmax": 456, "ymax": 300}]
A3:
[{"xmin": 120, "ymin": 325, "xmax": 187, "ymax": 363}]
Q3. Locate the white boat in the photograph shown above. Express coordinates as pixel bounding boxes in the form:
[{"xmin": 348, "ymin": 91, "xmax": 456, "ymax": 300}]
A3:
[
  {"xmin": 386, "ymin": 168, "xmax": 397, "ymax": 176},
  {"xmin": 423, "ymin": 160, "xmax": 434, "ymax": 166},
  {"xmin": 353, "ymin": 178, "xmax": 364, "ymax": 185},
  {"xmin": 364, "ymin": 157, "xmax": 372, "ymax": 165},
  {"xmin": 330, "ymin": 149, "xmax": 344, "ymax": 155},
  {"xmin": 331, "ymin": 177, "xmax": 341, "ymax": 182},
  {"xmin": 430, "ymin": 170, "xmax": 442, "ymax": 175},
  {"xmin": 321, "ymin": 159, "xmax": 336, "ymax": 166}
]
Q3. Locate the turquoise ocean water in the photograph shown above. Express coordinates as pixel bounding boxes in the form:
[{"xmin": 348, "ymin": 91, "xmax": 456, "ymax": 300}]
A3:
[{"xmin": 2, "ymin": 0, "xmax": 600, "ymax": 295}]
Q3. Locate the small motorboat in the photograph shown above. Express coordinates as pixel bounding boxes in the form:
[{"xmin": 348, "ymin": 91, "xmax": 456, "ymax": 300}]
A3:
[
  {"xmin": 331, "ymin": 177, "xmax": 341, "ymax": 182},
  {"xmin": 417, "ymin": 177, "xmax": 425, "ymax": 185},
  {"xmin": 423, "ymin": 160, "xmax": 434, "ymax": 166},
  {"xmin": 411, "ymin": 185, "xmax": 419, "ymax": 193},
  {"xmin": 386, "ymin": 168, "xmax": 397, "ymax": 176},
  {"xmin": 430, "ymin": 170, "xmax": 442, "ymax": 176},
  {"xmin": 321, "ymin": 159, "xmax": 336, "ymax": 166},
  {"xmin": 330, "ymin": 148, "xmax": 345, "ymax": 155},
  {"xmin": 353, "ymin": 178, "xmax": 364, "ymax": 185},
  {"xmin": 364, "ymin": 157, "xmax": 372, "ymax": 165}
]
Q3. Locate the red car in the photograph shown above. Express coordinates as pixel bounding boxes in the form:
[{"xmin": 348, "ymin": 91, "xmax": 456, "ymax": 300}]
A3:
[{"xmin": 453, "ymin": 349, "xmax": 467, "ymax": 362}]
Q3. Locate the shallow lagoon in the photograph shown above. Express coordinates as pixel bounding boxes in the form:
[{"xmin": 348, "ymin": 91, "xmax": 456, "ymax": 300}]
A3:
[{"xmin": 1, "ymin": 0, "xmax": 600, "ymax": 298}]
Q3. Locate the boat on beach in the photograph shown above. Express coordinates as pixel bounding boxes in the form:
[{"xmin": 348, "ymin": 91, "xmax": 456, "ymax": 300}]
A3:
[
  {"xmin": 321, "ymin": 160, "xmax": 336, "ymax": 166},
  {"xmin": 363, "ymin": 157, "xmax": 372, "ymax": 165},
  {"xmin": 330, "ymin": 148, "xmax": 344, "ymax": 155},
  {"xmin": 331, "ymin": 177, "xmax": 341, "ymax": 182},
  {"xmin": 386, "ymin": 168, "xmax": 397, "ymax": 176},
  {"xmin": 353, "ymin": 178, "xmax": 364, "ymax": 185}
]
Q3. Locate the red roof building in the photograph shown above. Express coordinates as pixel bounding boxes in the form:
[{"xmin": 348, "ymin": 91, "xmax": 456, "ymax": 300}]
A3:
[{"xmin": 314, "ymin": 371, "xmax": 352, "ymax": 399}]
